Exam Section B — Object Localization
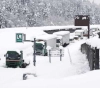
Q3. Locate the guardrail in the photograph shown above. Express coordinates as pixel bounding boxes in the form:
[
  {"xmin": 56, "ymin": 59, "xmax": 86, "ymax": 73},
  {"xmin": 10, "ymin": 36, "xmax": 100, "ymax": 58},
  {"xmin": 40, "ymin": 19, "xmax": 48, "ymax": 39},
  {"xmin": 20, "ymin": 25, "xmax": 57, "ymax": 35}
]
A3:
[{"xmin": 81, "ymin": 43, "xmax": 99, "ymax": 70}]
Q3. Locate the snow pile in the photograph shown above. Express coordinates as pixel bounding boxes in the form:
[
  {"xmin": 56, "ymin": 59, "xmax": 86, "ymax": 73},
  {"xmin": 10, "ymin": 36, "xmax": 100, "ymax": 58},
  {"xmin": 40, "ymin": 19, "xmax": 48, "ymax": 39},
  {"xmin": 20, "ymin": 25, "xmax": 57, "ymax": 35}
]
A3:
[
  {"xmin": 86, "ymin": 35, "xmax": 100, "ymax": 48},
  {"xmin": 2, "ymin": 70, "xmax": 100, "ymax": 88},
  {"xmin": 0, "ymin": 26, "xmax": 92, "ymax": 88}
]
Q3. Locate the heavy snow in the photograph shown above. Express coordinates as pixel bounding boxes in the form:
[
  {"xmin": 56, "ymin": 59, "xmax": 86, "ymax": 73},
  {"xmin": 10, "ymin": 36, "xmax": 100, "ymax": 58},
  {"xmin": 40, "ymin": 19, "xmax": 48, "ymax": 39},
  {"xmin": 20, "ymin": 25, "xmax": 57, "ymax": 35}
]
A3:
[
  {"xmin": 0, "ymin": 26, "xmax": 99, "ymax": 88},
  {"xmin": 86, "ymin": 35, "xmax": 100, "ymax": 48}
]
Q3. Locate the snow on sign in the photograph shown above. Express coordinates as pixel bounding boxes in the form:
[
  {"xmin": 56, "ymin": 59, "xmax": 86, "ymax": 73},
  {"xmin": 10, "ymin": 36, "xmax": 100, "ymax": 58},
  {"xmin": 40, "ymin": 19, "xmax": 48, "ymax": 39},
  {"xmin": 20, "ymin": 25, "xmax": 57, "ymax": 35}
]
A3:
[
  {"xmin": 82, "ymin": 17, "xmax": 87, "ymax": 20},
  {"xmin": 50, "ymin": 49, "xmax": 64, "ymax": 57}
]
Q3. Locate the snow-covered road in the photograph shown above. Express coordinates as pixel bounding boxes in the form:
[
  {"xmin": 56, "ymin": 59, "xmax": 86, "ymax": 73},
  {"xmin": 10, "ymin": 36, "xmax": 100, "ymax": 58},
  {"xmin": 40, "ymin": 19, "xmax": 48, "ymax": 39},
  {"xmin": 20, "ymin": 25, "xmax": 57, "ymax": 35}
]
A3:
[{"xmin": 0, "ymin": 38, "xmax": 90, "ymax": 88}]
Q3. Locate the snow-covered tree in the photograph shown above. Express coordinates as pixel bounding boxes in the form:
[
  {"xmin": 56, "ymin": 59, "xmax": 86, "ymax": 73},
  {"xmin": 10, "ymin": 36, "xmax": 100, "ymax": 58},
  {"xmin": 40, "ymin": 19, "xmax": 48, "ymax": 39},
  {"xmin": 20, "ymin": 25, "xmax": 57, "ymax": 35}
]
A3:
[{"xmin": 0, "ymin": 0, "xmax": 100, "ymax": 28}]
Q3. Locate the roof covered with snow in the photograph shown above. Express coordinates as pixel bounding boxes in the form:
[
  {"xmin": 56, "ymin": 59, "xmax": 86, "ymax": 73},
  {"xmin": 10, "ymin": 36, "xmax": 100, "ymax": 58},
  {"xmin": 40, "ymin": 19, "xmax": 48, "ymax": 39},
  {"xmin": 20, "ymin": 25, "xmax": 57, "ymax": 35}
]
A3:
[
  {"xmin": 35, "ymin": 34, "xmax": 57, "ymax": 40},
  {"xmin": 56, "ymin": 36, "xmax": 62, "ymax": 39},
  {"xmin": 75, "ymin": 30, "xmax": 84, "ymax": 33},
  {"xmin": 53, "ymin": 31, "xmax": 70, "ymax": 36},
  {"xmin": 36, "ymin": 41, "xmax": 45, "ymax": 44}
]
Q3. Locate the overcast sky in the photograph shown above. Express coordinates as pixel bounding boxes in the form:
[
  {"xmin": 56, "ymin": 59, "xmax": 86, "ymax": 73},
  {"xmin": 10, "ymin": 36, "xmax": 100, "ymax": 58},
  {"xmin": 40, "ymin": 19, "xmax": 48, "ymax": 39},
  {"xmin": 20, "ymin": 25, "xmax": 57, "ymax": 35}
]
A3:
[{"xmin": 88, "ymin": 0, "xmax": 100, "ymax": 5}]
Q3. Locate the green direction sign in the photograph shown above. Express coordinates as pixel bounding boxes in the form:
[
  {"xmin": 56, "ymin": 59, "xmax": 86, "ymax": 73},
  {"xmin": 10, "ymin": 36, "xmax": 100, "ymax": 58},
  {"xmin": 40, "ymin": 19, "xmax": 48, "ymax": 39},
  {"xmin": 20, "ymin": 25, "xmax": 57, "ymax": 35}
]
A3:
[{"xmin": 16, "ymin": 33, "xmax": 23, "ymax": 42}]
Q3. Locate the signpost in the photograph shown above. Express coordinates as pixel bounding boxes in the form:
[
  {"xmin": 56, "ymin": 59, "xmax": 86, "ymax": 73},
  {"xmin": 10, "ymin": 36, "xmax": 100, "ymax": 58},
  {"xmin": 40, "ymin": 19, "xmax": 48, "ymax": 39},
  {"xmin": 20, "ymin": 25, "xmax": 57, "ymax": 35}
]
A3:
[
  {"xmin": 16, "ymin": 33, "xmax": 36, "ymax": 66},
  {"xmin": 23, "ymin": 38, "xmax": 37, "ymax": 80},
  {"xmin": 50, "ymin": 49, "xmax": 64, "ymax": 57},
  {"xmin": 33, "ymin": 38, "xmax": 36, "ymax": 66},
  {"xmin": 74, "ymin": 15, "xmax": 90, "ymax": 38},
  {"xmin": 15, "ymin": 33, "xmax": 37, "ymax": 79},
  {"xmin": 48, "ymin": 49, "xmax": 64, "ymax": 63}
]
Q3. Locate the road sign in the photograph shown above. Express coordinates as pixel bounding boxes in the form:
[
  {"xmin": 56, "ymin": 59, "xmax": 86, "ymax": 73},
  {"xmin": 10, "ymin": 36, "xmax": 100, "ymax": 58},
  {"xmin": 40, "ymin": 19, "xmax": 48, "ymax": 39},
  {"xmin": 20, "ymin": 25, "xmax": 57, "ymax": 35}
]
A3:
[
  {"xmin": 74, "ymin": 15, "xmax": 90, "ymax": 39},
  {"xmin": 16, "ymin": 33, "xmax": 23, "ymax": 42},
  {"xmin": 50, "ymin": 49, "xmax": 64, "ymax": 57},
  {"xmin": 75, "ymin": 15, "xmax": 89, "ymax": 26}
]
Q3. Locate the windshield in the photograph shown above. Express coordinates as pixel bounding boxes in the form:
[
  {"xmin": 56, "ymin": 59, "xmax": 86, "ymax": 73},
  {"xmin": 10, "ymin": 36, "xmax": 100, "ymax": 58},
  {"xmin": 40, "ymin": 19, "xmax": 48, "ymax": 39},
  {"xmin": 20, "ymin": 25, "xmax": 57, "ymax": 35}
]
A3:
[
  {"xmin": 6, "ymin": 51, "xmax": 19, "ymax": 59},
  {"xmin": 35, "ymin": 43, "xmax": 44, "ymax": 50},
  {"xmin": 56, "ymin": 39, "xmax": 60, "ymax": 43}
]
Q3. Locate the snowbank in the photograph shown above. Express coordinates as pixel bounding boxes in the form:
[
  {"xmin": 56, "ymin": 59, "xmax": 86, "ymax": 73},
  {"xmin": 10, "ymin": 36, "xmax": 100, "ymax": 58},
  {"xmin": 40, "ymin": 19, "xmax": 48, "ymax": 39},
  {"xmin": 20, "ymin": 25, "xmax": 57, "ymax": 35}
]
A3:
[
  {"xmin": 0, "ymin": 26, "xmax": 91, "ymax": 88},
  {"xmin": 2, "ymin": 70, "xmax": 100, "ymax": 88},
  {"xmin": 85, "ymin": 35, "xmax": 100, "ymax": 48}
]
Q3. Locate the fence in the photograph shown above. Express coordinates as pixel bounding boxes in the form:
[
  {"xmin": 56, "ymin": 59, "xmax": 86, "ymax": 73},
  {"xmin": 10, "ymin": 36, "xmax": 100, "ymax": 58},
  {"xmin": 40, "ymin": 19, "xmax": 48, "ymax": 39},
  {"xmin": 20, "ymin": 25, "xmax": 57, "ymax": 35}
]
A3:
[{"xmin": 81, "ymin": 43, "xmax": 99, "ymax": 70}]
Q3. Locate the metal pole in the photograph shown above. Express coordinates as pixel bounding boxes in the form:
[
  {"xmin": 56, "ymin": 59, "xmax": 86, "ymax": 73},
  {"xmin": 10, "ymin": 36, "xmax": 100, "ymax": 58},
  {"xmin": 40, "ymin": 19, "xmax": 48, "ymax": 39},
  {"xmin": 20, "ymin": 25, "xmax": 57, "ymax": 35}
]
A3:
[
  {"xmin": 95, "ymin": 47, "xmax": 99, "ymax": 69},
  {"xmin": 67, "ymin": 48, "xmax": 72, "ymax": 64},
  {"xmin": 49, "ymin": 49, "xmax": 51, "ymax": 63},
  {"xmin": 20, "ymin": 50, "xmax": 23, "ymax": 61},
  {"xmin": 88, "ymin": 25, "xmax": 90, "ymax": 39},
  {"xmin": 60, "ymin": 49, "xmax": 62, "ymax": 61},
  {"xmin": 23, "ymin": 34, "xmax": 26, "ymax": 41},
  {"xmin": 88, "ymin": 16, "xmax": 90, "ymax": 39},
  {"xmin": 33, "ymin": 38, "xmax": 36, "ymax": 66}
]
